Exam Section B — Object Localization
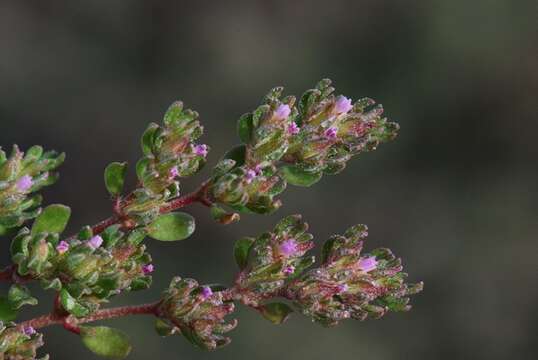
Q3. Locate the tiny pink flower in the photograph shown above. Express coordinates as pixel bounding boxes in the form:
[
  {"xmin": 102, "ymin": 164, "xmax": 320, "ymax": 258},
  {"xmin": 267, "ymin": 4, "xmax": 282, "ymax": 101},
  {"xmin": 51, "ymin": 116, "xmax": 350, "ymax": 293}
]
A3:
[
  {"xmin": 358, "ymin": 256, "xmax": 378, "ymax": 272},
  {"xmin": 334, "ymin": 95, "xmax": 353, "ymax": 114},
  {"xmin": 254, "ymin": 164, "xmax": 264, "ymax": 176},
  {"xmin": 336, "ymin": 284, "xmax": 349, "ymax": 294},
  {"xmin": 142, "ymin": 264, "xmax": 154, "ymax": 275},
  {"xmin": 23, "ymin": 326, "xmax": 36, "ymax": 336},
  {"xmin": 283, "ymin": 265, "xmax": 295, "ymax": 275},
  {"xmin": 324, "ymin": 127, "xmax": 338, "ymax": 140},
  {"xmin": 194, "ymin": 144, "xmax": 208, "ymax": 157},
  {"xmin": 274, "ymin": 104, "xmax": 291, "ymax": 120},
  {"xmin": 16, "ymin": 175, "xmax": 33, "ymax": 192},
  {"xmin": 56, "ymin": 241, "xmax": 69, "ymax": 254},
  {"xmin": 200, "ymin": 286, "xmax": 213, "ymax": 300},
  {"xmin": 169, "ymin": 166, "xmax": 179, "ymax": 179},
  {"xmin": 87, "ymin": 235, "xmax": 103, "ymax": 250},
  {"xmin": 287, "ymin": 122, "xmax": 300, "ymax": 135},
  {"xmin": 279, "ymin": 239, "xmax": 298, "ymax": 257},
  {"xmin": 245, "ymin": 169, "xmax": 257, "ymax": 184}
]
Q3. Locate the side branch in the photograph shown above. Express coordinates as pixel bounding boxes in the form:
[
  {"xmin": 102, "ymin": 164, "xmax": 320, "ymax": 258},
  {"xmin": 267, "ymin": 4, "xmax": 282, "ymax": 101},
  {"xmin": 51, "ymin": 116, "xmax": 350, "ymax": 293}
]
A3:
[{"xmin": 17, "ymin": 302, "xmax": 161, "ymax": 331}]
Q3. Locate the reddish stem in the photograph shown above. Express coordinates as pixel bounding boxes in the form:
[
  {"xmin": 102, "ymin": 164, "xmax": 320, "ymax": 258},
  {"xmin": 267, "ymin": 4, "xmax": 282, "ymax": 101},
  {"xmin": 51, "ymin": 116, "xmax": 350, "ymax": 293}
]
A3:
[{"xmin": 18, "ymin": 302, "xmax": 161, "ymax": 331}]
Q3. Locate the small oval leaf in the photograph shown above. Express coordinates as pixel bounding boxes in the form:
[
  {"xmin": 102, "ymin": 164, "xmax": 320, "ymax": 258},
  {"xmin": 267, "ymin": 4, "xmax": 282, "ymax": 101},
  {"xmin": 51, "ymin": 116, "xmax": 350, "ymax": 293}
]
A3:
[
  {"xmin": 147, "ymin": 212, "xmax": 195, "ymax": 241},
  {"xmin": 31, "ymin": 204, "xmax": 71, "ymax": 235},
  {"xmin": 222, "ymin": 145, "xmax": 246, "ymax": 168},
  {"xmin": 237, "ymin": 113, "xmax": 254, "ymax": 143},
  {"xmin": 0, "ymin": 296, "xmax": 18, "ymax": 322},
  {"xmin": 280, "ymin": 165, "xmax": 322, "ymax": 187},
  {"xmin": 233, "ymin": 237, "xmax": 254, "ymax": 270},
  {"xmin": 259, "ymin": 302, "xmax": 294, "ymax": 324},
  {"xmin": 104, "ymin": 162, "xmax": 127, "ymax": 196},
  {"xmin": 81, "ymin": 326, "xmax": 132, "ymax": 359},
  {"xmin": 60, "ymin": 289, "xmax": 89, "ymax": 317},
  {"xmin": 8, "ymin": 284, "xmax": 38, "ymax": 309}
]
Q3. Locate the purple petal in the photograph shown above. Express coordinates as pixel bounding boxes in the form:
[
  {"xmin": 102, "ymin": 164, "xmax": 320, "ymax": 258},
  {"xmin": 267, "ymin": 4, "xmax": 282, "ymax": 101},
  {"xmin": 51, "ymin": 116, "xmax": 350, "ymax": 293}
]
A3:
[
  {"xmin": 274, "ymin": 104, "xmax": 291, "ymax": 120},
  {"xmin": 16, "ymin": 175, "xmax": 33, "ymax": 192},
  {"xmin": 56, "ymin": 241, "xmax": 69, "ymax": 254},
  {"xmin": 279, "ymin": 239, "xmax": 298, "ymax": 257},
  {"xmin": 142, "ymin": 264, "xmax": 155, "ymax": 274},
  {"xmin": 358, "ymin": 256, "xmax": 378, "ymax": 272},
  {"xmin": 194, "ymin": 144, "xmax": 208, "ymax": 157},
  {"xmin": 87, "ymin": 235, "xmax": 103, "ymax": 250},
  {"xmin": 324, "ymin": 127, "xmax": 338, "ymax": 140},
  {"xmin": 201, "ymin": 286, "xmax": 213, "ymax": 299},
  {"xmin": 287, "ymin": 122, "xmax": 300, "ymax": 135},
  {"xmin": 334, "ymin": 96, "xmax": 353, "ymax": 114}
]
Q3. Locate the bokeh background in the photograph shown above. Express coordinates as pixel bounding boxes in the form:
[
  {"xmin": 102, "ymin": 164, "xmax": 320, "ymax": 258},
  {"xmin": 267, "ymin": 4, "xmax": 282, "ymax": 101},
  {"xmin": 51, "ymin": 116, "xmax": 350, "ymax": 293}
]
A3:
[{"xmin": 1, "ymin": 1, "xmax": 536, "ymax": 359}]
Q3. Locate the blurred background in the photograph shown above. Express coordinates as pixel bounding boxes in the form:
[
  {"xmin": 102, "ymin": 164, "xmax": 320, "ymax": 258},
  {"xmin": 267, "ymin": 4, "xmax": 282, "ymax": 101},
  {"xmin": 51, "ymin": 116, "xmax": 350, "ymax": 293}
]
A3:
[{"xmin": 0, "ymin": 0, "xmax": 536, "ymax": 359}]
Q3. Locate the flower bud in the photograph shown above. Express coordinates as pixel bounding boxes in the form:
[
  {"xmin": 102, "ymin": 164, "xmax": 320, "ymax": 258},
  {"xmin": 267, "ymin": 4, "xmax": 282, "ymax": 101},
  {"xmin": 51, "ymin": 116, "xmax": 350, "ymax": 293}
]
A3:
[
  {"xmin": 287, "ymin": 224, "xmax": 423, "ymax": 327},
  {"xmin": 157, "ymin": 277, "xmax": 237, "ymax": 350}
]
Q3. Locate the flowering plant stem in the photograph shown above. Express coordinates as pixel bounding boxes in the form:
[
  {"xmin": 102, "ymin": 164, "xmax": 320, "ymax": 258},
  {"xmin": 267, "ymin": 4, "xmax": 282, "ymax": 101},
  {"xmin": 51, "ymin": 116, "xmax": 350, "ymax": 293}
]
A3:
[
  {"xmin": 17, "ymin": 302, "xmax": 162, "ymax": 334},
  {"xmin": 0, "ymin": 183, "xmax": 211, "ymax": 283}
]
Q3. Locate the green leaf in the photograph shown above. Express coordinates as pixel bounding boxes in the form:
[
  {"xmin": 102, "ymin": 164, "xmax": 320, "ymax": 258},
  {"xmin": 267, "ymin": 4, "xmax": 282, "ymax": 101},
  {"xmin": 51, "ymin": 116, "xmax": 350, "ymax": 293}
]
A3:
[
  {"xmin": 7, "ymin": 284, "xmax": 38, "ymax": 309},
  {"xmin": 210, "ymin": 205, "xmax": 240, "ymax": 225},
  {"xmin": 321, "ymin": 238, "xmax": 337, "ymax": 264},
  {"xmin": 31, "ymin": 204, "xmax": 71, "ymax": 235},
  {"xmin": 222, "ymin": 145, "xmax": 246, "ymax": 168},
  {"xmin": 234, "ymin": 237, "xmax": 254, "ymax": 270},
  {"xmin": 0, "ymin": 297, "xmax": 18, "ymax": 322},
  {"xmin": 80, "ymin": 326, "xmax": 132, "ymax": 359},
  {"xmin": 154, "ymin": 319, "xmax": 175, "ymax": 337},
  {"xmin": 237, "ymin": 113, "xmax": 254, "ymax": 143},
  {"xmin": 60, "ymin": 289, "xmax": 89, "ymax": 317},
  {"xmin": 147, "ymin": 212, "xmax": 195, "ymax": 241},
  {"xmin": 163, "ymin": 101, "xmax": 184, "ymax": 126},
  {"xmin": 104, "ymin": 162, "xmax": 127, "ymax": 196},
  {"xmin": 141, "ymin": 123, "xmax": 160, "ymax": 156},
  {"xmin": 259, "ymin": 303, "xmax": 294, "ymax": 324},
  {"xmin": 280, "ymin": 165, "xmax": 322, "ymax": 187}
]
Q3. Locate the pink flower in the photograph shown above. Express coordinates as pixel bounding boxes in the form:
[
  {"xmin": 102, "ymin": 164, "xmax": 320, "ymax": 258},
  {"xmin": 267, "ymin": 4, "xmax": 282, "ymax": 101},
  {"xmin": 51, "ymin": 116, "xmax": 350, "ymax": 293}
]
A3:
[
  {"xmin": 23, "ymin": 326, "xmax": 36, "ymax": 336},
  {"xmin": 287, "ymin": 122, "xmax": 300, "ymax": 135},
  {"xmin": 357, "ymin": 256, "xmax": 378, "ymax": 272},
  {"xmin": 200, "ymin": 286, "xmax": 213, "ymax": 300},
  {"xmin": 169, "ymin": 166, "xmax": 179, "ymax": 179},
  {"xmin": 87, "ymin": 235, "xmax": 103, "ymax": 250},
  {"xmin": 56, "ymin": 241, "xmax": 69, "ymax": 254},
  {"xmin": 324, "ymin": 127, "xmax": 338, "ymax": 140},
  {"xmin": 254, "ymin": 164, "xmax": 264, "ymax": 176},
  {"xmin": 336, "ymin": 284, "xmax": 349, "ymax": 294},
  {"xmin": 16, "ymin": 175, "xmax": 33, "ymax": 192},
  {"xmin": 194, "ymin": 144, "xmax": 208, "ymax": 157},
  {"xmin": 283, "ymin": 265, "xmax": 295, "ymax": 275},
  {"xmin": 279, "ymin": 239, "xmax": 298, "ymax": 257},
  {"xmin": 334, "ymin": 96, "xmax": 353, "ymax": 114},
  {"xmin": 274, "ymin": 104, "xmax": 291, "ymax": 120},
  {"xmin": 142, "ymin": 264, "xmax": 154, "ymax": 275},
  {"xmin": 245, "ymin": 169, "xmax": 257, "ymax": 184}
]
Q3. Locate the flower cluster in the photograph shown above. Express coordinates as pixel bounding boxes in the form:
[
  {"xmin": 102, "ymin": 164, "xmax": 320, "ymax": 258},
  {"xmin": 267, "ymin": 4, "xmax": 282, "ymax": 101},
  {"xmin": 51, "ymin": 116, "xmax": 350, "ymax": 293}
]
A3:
[
  {"xmin": 0, "ymin": 145, "xmax": 64, "ymax": 235},
  {"xmin": 124, "ymin": 102, "xmax": 209, "ymax": 225},
  {"xmin": 0, "ymin": 322, "xmax": 46, "ymax": 360},
  {"xmin": 286, "ymin": 224, "xmax": 423, "ymax": 327},
  {"xmin": 207, "ymin": 80, "xmax": 398, "ymax": 218},
  {"xmin": 10, "ymin": 224, "xmax": 152, "ymax": 317},
  {"xmin": 208, "ymin": 87, "xmax": 296, "ymax": 215},
  {"xmin": 156, "ymin": 277, "xmax": 237, "ymax": 350},
  {"xmin": 137, "ymin": 101, "xmax": 208, "ymax": 194},
  {"xmin": 232, "ymin": 215, "xmax": 315, "ymax": 305},
  {"xmin": 283, "ymin": 79, "xmax": 399, "ymax": 177}
]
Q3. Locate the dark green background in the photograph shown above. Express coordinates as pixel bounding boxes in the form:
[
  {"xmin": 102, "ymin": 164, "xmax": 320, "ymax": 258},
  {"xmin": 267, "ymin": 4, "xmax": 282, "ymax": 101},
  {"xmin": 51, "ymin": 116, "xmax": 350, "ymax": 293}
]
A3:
[{"xmin": 1, "ymin": 1, "xmax": 536, "ymax": 359}]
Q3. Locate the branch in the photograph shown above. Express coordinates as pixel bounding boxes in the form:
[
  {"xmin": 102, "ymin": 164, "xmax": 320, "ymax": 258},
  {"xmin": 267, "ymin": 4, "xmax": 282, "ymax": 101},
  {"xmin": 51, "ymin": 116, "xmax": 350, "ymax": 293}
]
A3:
[
  {"xmin": 1, "ymin": 182, "xmax": 214, "ymax": 283},
  {"xmin": 17, "ymin": 302, "xmax": 161, "ymax": 333}
]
